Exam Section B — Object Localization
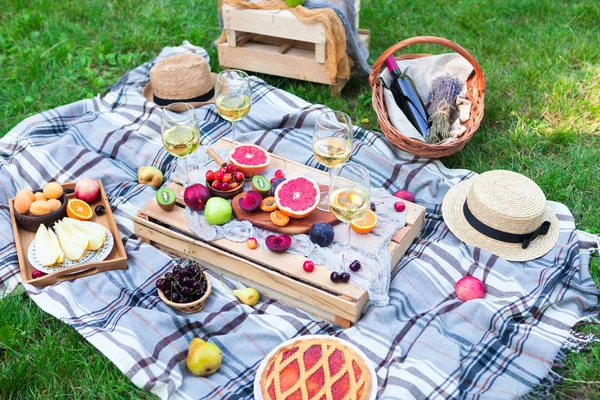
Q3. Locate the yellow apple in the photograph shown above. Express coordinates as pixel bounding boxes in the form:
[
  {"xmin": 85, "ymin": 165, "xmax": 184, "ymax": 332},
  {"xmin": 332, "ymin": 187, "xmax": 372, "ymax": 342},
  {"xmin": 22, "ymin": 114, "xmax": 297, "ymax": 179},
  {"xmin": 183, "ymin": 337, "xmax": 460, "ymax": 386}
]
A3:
[{"xmin": 186, "ymin": 338, "xmax": 222, "ymax": 377}]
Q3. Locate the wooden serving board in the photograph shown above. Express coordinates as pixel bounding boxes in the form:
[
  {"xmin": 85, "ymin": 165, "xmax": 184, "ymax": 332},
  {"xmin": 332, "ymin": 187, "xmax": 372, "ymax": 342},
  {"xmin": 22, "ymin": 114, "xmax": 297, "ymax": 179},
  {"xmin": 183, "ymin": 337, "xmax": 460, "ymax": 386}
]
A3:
[
  {"xmin": 9, "ymin": 181, "xmax": 128, "ymax": 287},
  {"xmin": 134, "ymin": 139, "xmax": 426, "ymax": 327},
  {"xmin": 231, "ymin": 187, "xmax": 340, "ymax": 235}
]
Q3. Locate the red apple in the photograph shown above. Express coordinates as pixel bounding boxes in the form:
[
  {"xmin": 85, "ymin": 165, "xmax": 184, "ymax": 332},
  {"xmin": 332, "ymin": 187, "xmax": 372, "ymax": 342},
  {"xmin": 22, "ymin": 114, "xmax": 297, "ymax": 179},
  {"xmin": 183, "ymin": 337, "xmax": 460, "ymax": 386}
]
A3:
[
  {"xmin": 455, "ymin": 276, "xmax": 485, "ymax": 302},
  {"xmin": 75, "ymin": 177, "xmax": 100, "ymax": 203},
  {"xmin": 184, "ymin": 184, "xmax": 211, "ymax": 211}
]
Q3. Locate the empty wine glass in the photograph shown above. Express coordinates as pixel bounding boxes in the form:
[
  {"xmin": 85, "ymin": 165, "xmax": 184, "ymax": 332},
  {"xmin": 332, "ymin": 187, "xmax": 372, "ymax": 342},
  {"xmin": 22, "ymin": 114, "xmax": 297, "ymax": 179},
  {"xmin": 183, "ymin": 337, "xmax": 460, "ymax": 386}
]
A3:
[
  {"xmin": 312, "ymin": 111, "xmax": 353, "ymax": 211},
  {"xmin": 329, "ymin": 163, "xmax": 371, "ymax": 247},
  {"xmin": 161, "ymin": 103, "xmax": 200, "ymax": 192},
  {"xmin": 215, "ymin": 70, "xmax": 251, "ymax": 145}
]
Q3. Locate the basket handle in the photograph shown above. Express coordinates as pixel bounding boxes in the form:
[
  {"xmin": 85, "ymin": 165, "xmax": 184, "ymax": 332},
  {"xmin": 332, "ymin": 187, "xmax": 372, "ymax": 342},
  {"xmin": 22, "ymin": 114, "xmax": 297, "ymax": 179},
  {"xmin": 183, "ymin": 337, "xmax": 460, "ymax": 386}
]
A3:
[{"xmin": 369, "ymin": 36, "xmax": 485, "ymax": 92}]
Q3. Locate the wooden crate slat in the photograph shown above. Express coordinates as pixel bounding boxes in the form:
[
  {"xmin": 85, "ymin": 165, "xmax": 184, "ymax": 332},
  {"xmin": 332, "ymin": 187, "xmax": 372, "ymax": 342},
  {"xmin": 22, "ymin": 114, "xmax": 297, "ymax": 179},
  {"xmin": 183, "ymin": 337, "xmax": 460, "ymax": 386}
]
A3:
[
  {"xmin": 218, "ymin": 42, "xmax": 332, "ymax": 85},
  {"xmin": 222, "ymin": 4, "xmax": 326, "ymax": 45}
]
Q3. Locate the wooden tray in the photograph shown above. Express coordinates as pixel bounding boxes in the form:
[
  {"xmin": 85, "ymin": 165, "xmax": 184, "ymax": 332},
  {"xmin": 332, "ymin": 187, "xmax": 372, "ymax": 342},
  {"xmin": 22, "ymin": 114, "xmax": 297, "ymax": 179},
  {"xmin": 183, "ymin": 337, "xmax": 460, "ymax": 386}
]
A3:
[
  {"xmin": 231, "ymin": 186, "xmax": 340, "ymax": 235},
  {"xmin": 133, "ymin": 139, "xmax": 425, "ymax": 327},
  {"xmin": 9, "ymin": 181, "xmax": 128, "ymax": 287}
]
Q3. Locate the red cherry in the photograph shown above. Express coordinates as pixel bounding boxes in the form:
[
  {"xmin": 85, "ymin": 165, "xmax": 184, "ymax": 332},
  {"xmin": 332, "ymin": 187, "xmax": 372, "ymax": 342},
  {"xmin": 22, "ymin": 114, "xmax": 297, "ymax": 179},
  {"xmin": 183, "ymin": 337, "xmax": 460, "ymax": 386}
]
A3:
[
  {"xmin": 229, "ymin": 182, "xmax": 239, "ymax": 189},
  {"xmin": 219, "ymin": 167, "xmax": 226, "ymax": 174},
  {"xmin": 212, "ymin": 180, "xmax": 221, "ymax": 189},
  {"xmin": 234, "ymin": 172, "xmax": 245, "ymax": 182},
  {"xmin": 220, "ymin": 182, "xmax": 230, "ymax": 191},
  {"xmin": 246, "ymin": 237, "xmax": 258, "ymax": 249},
  {"xmin": 303, "ymin": 260, "xmax": 315, "ymax": 273},
  {"xmin": 215, "ymin": 171, "xmax": 225, "ymax": 181},
  {"xmin": 222, "ymin": 173, "xmax": 233, "ymax": 183},
  {"xmin": 394, "ymin": 202, "xmax": 406, "ymax": 212},
  {"xmin": 275, "ymin": 169, "xmax": 285, "ymax": 179},
  {"xmin": 205, "ymin": 170, "xmax": 215, "ymax": 181},
  {"xmin": 270, "ymin": 177, "xmax": 277, "ymax": 184},
  {"xmin": 226, "ymin": 164, "xmax": 237, "ymax": 174},
  {"xmin": 32, "ymin": 269, "xmax": 46, "ymax": 279}
]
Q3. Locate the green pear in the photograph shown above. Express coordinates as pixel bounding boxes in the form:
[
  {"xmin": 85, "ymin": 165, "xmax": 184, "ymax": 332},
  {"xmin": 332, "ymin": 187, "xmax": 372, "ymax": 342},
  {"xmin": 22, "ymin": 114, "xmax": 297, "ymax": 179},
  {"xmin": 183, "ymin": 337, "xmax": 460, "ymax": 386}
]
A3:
[
  {"xmin": 138, "ymin": 166, "xmax": 164, "ymax": 189},
  {"xmin": 233, "ymin": 287, "xmax": 260, "ymax": 306},
  {"xmin": 186, "ymin": 338, "xmax": 222, "ymax": 377}
]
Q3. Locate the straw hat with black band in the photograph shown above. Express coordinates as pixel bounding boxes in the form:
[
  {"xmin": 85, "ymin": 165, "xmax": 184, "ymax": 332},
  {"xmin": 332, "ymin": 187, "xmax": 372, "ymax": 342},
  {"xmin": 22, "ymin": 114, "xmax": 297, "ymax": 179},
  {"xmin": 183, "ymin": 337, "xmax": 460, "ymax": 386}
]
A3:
[
  {"xmin": 442, "ymin": 170, "xmax": 559, "ymax": 261},
  {"xmin": 142, "ymin": 53, "xmax": 217, "ymax": 107}
]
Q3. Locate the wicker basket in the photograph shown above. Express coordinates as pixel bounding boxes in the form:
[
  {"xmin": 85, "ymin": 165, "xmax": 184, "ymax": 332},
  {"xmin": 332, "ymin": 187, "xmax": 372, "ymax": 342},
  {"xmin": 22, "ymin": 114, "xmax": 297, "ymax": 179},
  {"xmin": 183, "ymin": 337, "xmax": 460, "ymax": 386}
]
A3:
[
  {"xmin": 158, "ymin": 271, "xmax": 212, "ymax": 314},
  {"xmin": 369, "ymin": 36, "xmax": 485, "ymax": 158}
]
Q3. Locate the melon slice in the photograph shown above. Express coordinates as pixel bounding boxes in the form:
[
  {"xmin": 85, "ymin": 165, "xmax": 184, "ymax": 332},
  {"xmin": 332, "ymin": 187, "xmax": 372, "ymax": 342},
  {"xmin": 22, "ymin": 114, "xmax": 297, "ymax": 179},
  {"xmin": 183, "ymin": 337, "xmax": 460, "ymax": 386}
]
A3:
[
  {"xmin": 228, "ymin": 144, "xmax": 270, "ymax": 176},
  {"xmin": 48, "ymin": 229, "xmax": 65, "ymax": 263},
  {"xmin": 34, "ymin": 225, "xmax": 60, "ymax": 266},
  {"xmin": 274, "ymin": 177, "xmax": 320, "ymax": 219},
  {"xmin": 62, "ymin": 218, "xmax": 105, "ymax": 250},
  {"xmin": 55, "ymin": 222, "xmax": 87, "ymax": 261}
]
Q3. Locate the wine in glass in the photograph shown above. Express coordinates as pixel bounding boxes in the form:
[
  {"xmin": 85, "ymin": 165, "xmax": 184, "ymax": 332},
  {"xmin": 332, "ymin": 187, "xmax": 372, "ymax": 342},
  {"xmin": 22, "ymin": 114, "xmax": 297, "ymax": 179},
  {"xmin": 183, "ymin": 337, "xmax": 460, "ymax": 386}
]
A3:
[
  {"xmin": 312, "ymin": 111, "xmax": 353, "ymax": 211},
  {"xmin": 215, "ymin": 70, "xmax": 251, "ymax": 145},
  {"xmin": 161, "ymin": 102, "xmax": 200, "ymax": 193},
  {"xmin": 329, "ymin": 163, "xmax": 371, "ymax": 246}
]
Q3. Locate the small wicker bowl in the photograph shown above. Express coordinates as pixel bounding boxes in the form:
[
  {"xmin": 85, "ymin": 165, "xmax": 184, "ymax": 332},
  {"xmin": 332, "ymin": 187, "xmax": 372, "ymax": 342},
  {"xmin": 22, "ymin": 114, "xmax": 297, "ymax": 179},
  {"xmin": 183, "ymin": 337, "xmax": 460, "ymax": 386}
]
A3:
[
  {"xmin": 206, "ymin": 179, "xmax": 244, "ymax": 200},
  {"xmin": 157, "ymin": 271, "xmax": 212, "ymax": 314},
  {"xmin": 14, "ymin": 193, "xmax": 68, "ymax": 232}
]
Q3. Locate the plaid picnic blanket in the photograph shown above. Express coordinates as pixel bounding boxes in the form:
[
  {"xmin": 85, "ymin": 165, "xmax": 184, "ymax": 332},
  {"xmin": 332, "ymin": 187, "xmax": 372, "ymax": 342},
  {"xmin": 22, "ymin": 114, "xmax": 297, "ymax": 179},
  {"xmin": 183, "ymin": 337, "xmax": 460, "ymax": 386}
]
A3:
[{"xmin": 1, "ymin": 43, "xmax": 598, "ymax": 399}]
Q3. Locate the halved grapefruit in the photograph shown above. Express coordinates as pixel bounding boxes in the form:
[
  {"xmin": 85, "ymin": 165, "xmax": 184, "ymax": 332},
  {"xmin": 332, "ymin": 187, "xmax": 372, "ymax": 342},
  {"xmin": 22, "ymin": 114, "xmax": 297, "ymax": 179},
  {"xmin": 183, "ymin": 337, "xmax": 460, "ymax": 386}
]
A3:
[
  {"xmin": 274, "ymin": 177, "xmax": 320, "ymax": 219},
  {"xmin": 228, "ymin": 144, "xmax": 271, "ymax": 177}
]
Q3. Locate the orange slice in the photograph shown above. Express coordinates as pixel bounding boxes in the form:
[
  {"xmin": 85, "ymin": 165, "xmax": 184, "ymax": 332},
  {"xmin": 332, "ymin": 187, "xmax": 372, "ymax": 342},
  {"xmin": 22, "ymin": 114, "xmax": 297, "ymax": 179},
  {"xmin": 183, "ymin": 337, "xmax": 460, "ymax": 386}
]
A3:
[
  {"xmin": 351, "ymin": 209, "xmax": 377, "ymax": 234},
  {"xmin": 66, "ymin": 199, "xmax": 93, "ymax": 221},
  {"xmin": 270, "ymin": 210, "xmax": 290, "ymax": 227}
]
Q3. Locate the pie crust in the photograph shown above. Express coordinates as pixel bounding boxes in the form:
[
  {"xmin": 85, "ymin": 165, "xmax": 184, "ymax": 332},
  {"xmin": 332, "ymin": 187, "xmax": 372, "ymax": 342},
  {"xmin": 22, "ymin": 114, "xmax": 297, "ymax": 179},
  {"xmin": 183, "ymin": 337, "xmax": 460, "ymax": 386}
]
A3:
[{"xmin": 260, "ymin": 337, "xmax": 371, "ymax": 400}]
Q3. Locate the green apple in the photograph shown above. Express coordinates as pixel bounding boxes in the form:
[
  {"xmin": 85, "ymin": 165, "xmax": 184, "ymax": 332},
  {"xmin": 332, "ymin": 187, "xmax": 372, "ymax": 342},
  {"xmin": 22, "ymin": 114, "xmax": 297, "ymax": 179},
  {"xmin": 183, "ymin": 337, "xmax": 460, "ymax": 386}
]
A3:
[
  {"xmin": 204, "ymin": 197, "xmax": 232, "ymax": 225},
  {"xmin": 284, "ymin": 0, "xmax": 304, "ymax": 7}
]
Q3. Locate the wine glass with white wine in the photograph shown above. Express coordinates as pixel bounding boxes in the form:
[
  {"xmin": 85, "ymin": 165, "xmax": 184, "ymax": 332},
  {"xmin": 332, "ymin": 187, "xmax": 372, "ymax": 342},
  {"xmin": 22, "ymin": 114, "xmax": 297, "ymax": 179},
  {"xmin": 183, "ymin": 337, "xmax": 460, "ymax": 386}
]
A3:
[
  {"xmin": 161, "ymin": 102, "xmax": 200, "ymax": 195},
  {"xmin": 329, "ymin": 163, "xmax": 371, "ymax": 247},
  {"xmin": 215, "ymin": 70, "xmax": 251, "ymax": 145},
  {"xmin": 312, "ymin": 111, "xmax": 353, "ymax": 211}
]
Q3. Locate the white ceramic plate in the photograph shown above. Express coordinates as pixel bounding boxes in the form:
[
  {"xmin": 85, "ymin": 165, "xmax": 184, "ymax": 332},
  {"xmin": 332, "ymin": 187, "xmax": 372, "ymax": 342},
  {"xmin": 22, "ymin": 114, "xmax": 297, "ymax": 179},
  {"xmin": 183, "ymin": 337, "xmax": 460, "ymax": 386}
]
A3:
[
  {"xmin": 253, "ymin": 334, "xmax": 377, "ymax": 400},
  {"xmin": 28, "ymin": 222, "xmax": 114, "ymax": 273}
]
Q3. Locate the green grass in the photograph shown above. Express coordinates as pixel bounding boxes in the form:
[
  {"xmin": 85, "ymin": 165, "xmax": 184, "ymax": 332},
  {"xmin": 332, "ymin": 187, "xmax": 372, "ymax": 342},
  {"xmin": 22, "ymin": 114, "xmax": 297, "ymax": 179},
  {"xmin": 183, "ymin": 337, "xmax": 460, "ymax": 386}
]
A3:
[{"xmin": 1, "ymin": 0, "xmax": 599, "ymax": 398}]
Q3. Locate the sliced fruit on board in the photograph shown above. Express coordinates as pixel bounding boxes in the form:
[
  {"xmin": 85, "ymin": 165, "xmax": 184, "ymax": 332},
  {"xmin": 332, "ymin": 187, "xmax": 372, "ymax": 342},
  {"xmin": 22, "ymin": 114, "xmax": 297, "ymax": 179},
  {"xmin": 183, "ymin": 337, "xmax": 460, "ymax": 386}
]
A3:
[
  {"xmin": 351, "ymin": 209, "xmax": 378, "ymax": 234},
  {"xmin": 34, "ymin": 225, "xmax": 60, "ymax": 266},
  {"xmin": 274, "ymin": 177, "xmax": 320, "ymax": 219},
  {"xmin": 228, "ymin": 144, "xmax": 271, "ymax": 177}
]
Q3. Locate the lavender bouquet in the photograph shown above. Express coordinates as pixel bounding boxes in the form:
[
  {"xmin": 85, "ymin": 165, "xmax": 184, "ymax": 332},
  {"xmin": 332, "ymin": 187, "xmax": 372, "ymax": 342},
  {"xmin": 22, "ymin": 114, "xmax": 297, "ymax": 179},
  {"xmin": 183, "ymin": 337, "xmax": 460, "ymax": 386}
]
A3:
[{"xmin": 427, "ymin": 74, "xmax": 462, "ymax": 144}]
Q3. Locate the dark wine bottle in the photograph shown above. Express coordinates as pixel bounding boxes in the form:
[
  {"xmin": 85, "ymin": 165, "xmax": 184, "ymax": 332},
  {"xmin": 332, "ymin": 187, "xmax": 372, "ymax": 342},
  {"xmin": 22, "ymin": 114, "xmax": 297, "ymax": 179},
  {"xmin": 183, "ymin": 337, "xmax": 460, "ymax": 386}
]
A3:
[{"xmin": 385, "ymin": 56, "xmax": 430, "ymax": 137}]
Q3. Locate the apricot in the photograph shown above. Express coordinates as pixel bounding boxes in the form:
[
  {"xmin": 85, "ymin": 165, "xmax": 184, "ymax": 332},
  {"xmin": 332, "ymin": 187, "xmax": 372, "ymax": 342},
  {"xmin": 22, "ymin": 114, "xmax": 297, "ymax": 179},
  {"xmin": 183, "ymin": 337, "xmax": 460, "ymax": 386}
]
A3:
[
  {"xmin": 16, "ymin": 188, "xmax": 35, "ymax": 202},
  {"xmin": 43, "ymin": 182, "xmax": 63, "ymax": 199},
  {"xmin": 34, "ymin": 192, "xmax": 47, "ymax": 202},
  {"xmin": 29, "ymin": 200, "xmax": 52, "ymax": 216},
  {"xmin": 47, "ymin": 198, "xmax": 62, "ymax": 212},
  {"xmin": 14, "ymin": 194, "xmax": 32, "ymax": 214}
]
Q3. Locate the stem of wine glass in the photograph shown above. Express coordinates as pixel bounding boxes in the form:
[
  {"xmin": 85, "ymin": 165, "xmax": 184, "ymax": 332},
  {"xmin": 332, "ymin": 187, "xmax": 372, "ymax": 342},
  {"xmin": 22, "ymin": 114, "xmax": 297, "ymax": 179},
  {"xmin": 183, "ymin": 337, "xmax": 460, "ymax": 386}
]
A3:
[
  {"xmin": 317, "ymin": 168, "xmax": 333, "ymax": 212},
  {"xmin": 231, "ymin": 120, "xmax": 237, "ymax": 145},
  {"xmin": 345, "ymin": 222, "xmax": 352, "ymax": 247},
  {"xmin": 183, "ymin": 157, "xmax": 190, "ymax": 185}
]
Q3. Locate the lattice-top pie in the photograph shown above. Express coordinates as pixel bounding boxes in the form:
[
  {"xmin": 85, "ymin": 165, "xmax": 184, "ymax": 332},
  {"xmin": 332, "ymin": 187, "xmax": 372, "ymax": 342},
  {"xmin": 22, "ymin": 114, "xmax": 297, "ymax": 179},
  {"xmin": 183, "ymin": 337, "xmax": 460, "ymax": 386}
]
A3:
[{"xmin": 260, "ymin": 338, "xmax": 371, "ymax": 400}]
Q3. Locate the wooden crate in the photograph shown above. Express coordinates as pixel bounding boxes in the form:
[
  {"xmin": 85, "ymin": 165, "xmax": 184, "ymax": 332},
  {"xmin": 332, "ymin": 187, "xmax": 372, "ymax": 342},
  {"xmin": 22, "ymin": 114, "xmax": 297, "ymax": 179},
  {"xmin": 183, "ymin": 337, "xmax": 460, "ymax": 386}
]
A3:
[
  {"xmin": 217, "ymin": 3, "xmax": 370, "ymax": 92},
  {"xmin": 133, "ymin": 139, "xmax": 425, "ymax": 327},
  {"xmin": 9, "ymin": 181, "xmax": 128, "ymax": 287}
]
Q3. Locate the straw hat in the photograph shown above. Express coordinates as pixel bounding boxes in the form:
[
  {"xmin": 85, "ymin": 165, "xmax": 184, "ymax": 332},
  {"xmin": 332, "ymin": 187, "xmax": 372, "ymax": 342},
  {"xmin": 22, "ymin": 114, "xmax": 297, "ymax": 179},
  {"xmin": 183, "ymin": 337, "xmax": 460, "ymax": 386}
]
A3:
[
  {"xmin": 442, "ymin": 170, "xmax": 559, "ymax": 261},
  {"xmin": 142, "ymin": 53, "xmax": 216, "ymax": 107}
]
